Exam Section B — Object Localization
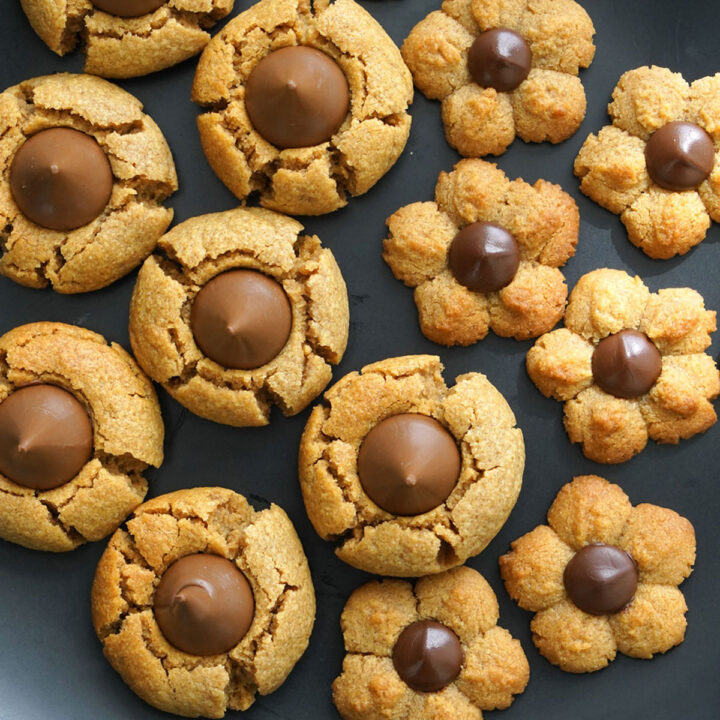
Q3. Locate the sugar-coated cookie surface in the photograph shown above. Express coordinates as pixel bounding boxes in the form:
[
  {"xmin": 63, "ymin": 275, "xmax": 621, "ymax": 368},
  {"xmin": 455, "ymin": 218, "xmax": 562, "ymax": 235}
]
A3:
[
  {"xmin": 92, "ymin": 487, "xmax": 315, "ymax": 718},
  {"xmin": 333, "ymin": 567, "xmax": 529, "ymax": 719},
  {"xmin": 20, "ymin": 0, "xmax": 234, "ymax": 78},
  {"xmin": 500, "ymin": 475, "xmax": 696, "ymax": 673},
  {"xmin": 299, "ymin": 355, "xmax": 524, "ymax": 577},
  {"xmin": 0, "ymin": 322, "xmax": 163, "ymax": 552}
]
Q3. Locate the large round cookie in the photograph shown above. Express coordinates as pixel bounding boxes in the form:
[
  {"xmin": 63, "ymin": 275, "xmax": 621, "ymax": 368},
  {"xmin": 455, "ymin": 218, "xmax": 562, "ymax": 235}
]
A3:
[{"xmin": 0, "ymin": 322, "xmax": 163, "ymax": 552}]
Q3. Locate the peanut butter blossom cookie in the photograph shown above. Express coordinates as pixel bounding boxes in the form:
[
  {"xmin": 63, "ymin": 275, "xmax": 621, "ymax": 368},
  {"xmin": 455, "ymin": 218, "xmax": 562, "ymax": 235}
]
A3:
[
  {"xmin": 402, "ymin": 0, "xmax": 595, "ymax": 157},
  {"xmin": 299, "ymin": 355, "xmax": 524, "ymax": 577},
  {"xmin": 575, "ymin": 66, "xmax": 720, "ymax": 258},
  {"xmin": 0, "ymin": 322, "xmax": 163, "ymax": 552},
  {"xmin": 527, "ymin": 269, "xmax": 720, "ymax": 464},
  {"xmin": 500, "ymin": 475, "xmax": 696, "ymax": 673},
  {"xmin": 0, "ymin": 73, "xmax": 177, "ymax": 293},
  {"xmin": 91, "ymin": 487, "xmax": 315, "ymax": 718},
  {"xmin": 192, "ymin": 0, "xmax": 413, "ymax": 215},
  {"xmin": 384, "ymin": 159, "xmax": 579, "ymax": 346},
  {"xmin": 130, "ymin": 207, "xmax": 349, "ymax": 427},
  {"xmin": 20, "ymin": 0, "xmax": 234, "ymax": 78},
  {"xmin": 333, "ymin": 568, "xmax": 529, "ymax": 719}
]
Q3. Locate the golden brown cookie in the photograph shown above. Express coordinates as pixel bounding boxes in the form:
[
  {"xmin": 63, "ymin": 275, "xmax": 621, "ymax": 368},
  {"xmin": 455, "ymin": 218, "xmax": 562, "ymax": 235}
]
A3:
[
  {"xmin": 20, "ymin": 0, "xmax": 233, "ymax": 79},
  {"xmin": 402, "ymin": 0, "xmax": 595, "ymax": 157},
  {"xmin": 129, "ymin": 207, "xmax": 349, "ymax": 427},
  {"xmin": 526, "ymin": 268, "xmax": 720, "ymax": 464},
  {"xmin": 500, "ymin": 475, "xmax": 696, "ymax": 673},
  {"xmin": 299, "ymin": 355, "xmax": 524, "ymax": 577},
  {"xmin": 0, "ymin": 322, "xmax": 163, "ymax": 552},
  {"xmin": 575, "ymin": 66, "xmax": 720, "ymax": 258},
  {"xmin": 91, "ymin": 486, "xmax": 315, "ymax": 718},
  {"xmin": 333, "ymin": 567, "xmax": 529, "ymax": 719},
  {"xmin": 384, "ymin": 159, "xmax": 578, "ymax": 346},
  {"xmin": 0, "ymin": 73, "xmax": 177, "ymax": 293},
  {"xmin": 191, "ymin": 0, "xmax": 413, "ymax": 216}
]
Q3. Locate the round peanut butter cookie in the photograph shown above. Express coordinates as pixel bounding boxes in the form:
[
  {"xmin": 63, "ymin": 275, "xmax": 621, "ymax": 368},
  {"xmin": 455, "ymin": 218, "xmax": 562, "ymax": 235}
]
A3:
[
  {"xmin": 0, "ymin": 322, "xmax": 163, "ymax": 552},
  {"xmin": 299, "ymin": 355, "xmax": 525, "ymax": 577},
  {"xmin": 333, "ymin": 567, "xmax": 529, "ymax": 719},
  {"xmin": 500, "ymin": 475, "xmax": 696, "ymax": 673},
  {"xmin": 384, "ymin": 158, "xmax": 579, "ymax": 346},
  {"xmin": 575, "ymin": 66, "xmax": 720, "ymax": 258},
  {"xmin": 20, "ymin": 0, "xmax": 234, "ymax": 79},
  {"xmin": 402, "ymin": 0, "xmax": 595, "ymax": 157},
  {"xmin": 0, "ymin": 73, "xmax": 177, "ymax": 293},
  {"xmin": 129, "ymin": 207, "xmax": 349, "ymax": 427},
  {"xmin": 91, "ymin": 487, "xmax": 315, "ymax": 718},
  {"xmin": 191, "ymin": 0, "xmax": 413, "ymax": 216},
  {"xmin": 526, "ymin": 268, "xmax": 720, "ymax": 464}
]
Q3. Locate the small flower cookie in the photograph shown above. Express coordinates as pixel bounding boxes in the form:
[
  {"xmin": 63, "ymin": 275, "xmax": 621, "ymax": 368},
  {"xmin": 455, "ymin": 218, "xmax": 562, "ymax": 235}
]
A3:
[
  {"xmin": 384, "ymin": 159, "xmax": 578, "ymax": 346},
  {"xmin": 527, "ymin": 268, "xmax": 720, "ymax": 464},
  {"xmin": 575, "ymin": 66, "xmax": 720, "ymax": 258},
  {"xmin": 402, "ymin": 0, "xmax": 595, "ymax": 157},
  {"xmin": 333, "ymin": 567, "xmax": 529, "ymax": 719},
  {"xmin": 500, "ymin": 475, "xmax": 696, "ymax": 673}
]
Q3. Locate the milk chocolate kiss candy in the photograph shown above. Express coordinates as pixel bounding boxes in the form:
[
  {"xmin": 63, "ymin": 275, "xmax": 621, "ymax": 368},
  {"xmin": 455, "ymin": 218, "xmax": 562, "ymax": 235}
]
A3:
[
  {"xmin": 393, "ymin": 620, "xmax": 463, "ymax": 692},
  {"xmin": 245, "ymin": 46, "xmax": 350, "ymax": 149},
  {"xmin": 91, "ymin": 0, "xmax": 166, "ymax": 17},
  {"xmin": 592, "ymin": 330, "xmax": 662, "ymax": 399},
  {"xmin": 468, "ymin": 28, "xmax": 532, "ymax": 92},
  {"xmin": 564, "ymin": 544, "xmax": 638, "ymax": 616},
  {"xmin": 154, "ymin": 554, "xmax": 255, "ymax": 656},
  {"xmin": 10, "ymin": 127, "xmax": 113, "ymax": 231},
  {"xmin": 0, "ymin": 385, "xmax": 93, "ymax": 490},
  {"xmin": 448, "ymin": 221, "xmax": 520, "ymax": 293},
  {"xmin": 645, "ymin": 121, "xmax": 715, "ymax": 191},
  {"xmin": 357, "ymin": 414, "xmax": 461, "ymax": 516},
  {"xmin": 191, "ymin": 269, "xmax": 292, "ymax": 370}
]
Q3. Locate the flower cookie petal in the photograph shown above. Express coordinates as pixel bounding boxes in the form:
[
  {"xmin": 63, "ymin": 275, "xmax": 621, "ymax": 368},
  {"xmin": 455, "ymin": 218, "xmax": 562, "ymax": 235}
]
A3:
[
  {"xmin": 609, "ymin": 66, "xmax": 689, "ymax": 140},
  {"xmin": 609, "ymin": 584, "xmax": 687, "ymax": 659},
  {"xmin": 415, "ymin": 273, "xmax": 490, "ymax": 346},
  {"xmin": 402, "ymin": 11, "xmax": 474, "ymax": 101},
  {"xmin": 564, "ymin": 268, "xmax": 650, "ymax": 341},
  {"xmin": 526, "ymin": 328, "xmax": 594, "ymax": 401},
  {"xmin": 621, "ymin": 189, "xmax": 711, "ymax": 259},
  {"xmin": 456, "ymin": 627, "xmax": 530, "ymax": 710},
  {"xmin": 574, "ymin": 126, "xmax": 650, "ymax": 213},
  {"xmin": 442, "ymin": 86, "xmax": 516, "ymax": 157},
  {"xmin": 499, "ymin": 525, "xmax": 574, "ymax": 612},
  {"xmin": 422, "ymin": 685, "xmax": 482, "ymax": 720},
  {"xmin": 384, "ymin": 202, "xmax": 457, "ymax": 287},
  {"xmin": 565, "ymin": 387, "xmax": 648, "ymax": 464},
  {"xmin": 470, "ymin": 0, "xmax": 527, "ymax": 31},
  {"xmin": 698, "ymin": 158, "xmax": 720, "ymax": 222},
  {"xmin": 686, "ymin": 74, "xmax": 720, "ymax": 141},
  {"xmin": 511, "ymin": 69, "xmax": 586, "ymax": 144},
  {"xmin": 340, "ymin": 580, "xmax": 418, "ymax": 656},
  {"xmin": 531, "ymin": 600, "xmax": 616, "ymax": 673},
  {"xmin": 619, "ymin": 504, "xmax": 695, "ymax": 586},
  {"xmin": 489, "ymin": 263, "xmax": 567, "ymax": 340}
]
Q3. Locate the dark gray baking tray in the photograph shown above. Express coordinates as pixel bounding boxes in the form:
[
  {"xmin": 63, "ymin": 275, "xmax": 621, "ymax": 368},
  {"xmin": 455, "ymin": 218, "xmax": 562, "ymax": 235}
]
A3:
[{"xmin": 1, "ymin": 1, "xmax": 719, "ymax": 718}]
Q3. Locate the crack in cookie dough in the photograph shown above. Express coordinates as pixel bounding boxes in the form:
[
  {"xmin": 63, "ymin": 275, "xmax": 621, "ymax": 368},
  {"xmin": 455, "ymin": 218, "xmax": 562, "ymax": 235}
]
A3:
[{"xmin": 299, "ymin": 355, "xmax": 524, "ymax": 577}]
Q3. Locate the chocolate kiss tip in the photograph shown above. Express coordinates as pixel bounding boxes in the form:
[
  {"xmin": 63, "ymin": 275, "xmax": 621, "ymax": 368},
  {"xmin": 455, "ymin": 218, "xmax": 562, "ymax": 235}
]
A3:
[{"xmin": 404, "ymin": 474, "xmax": 418, "ymax": 487}]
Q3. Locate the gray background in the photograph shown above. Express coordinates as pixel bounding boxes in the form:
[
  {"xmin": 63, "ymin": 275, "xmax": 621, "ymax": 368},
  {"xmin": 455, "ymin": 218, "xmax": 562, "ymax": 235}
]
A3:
[{"xmin": 1, "ymin": 0, "xmax": 719, "ymax": 718}]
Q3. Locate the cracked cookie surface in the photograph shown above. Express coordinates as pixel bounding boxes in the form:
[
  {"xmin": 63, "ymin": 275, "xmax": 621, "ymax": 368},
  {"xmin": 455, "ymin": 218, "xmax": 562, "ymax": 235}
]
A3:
[
  {"xmin": 91, "ymin": 486, "xmax": 315, "ymax": 718},
  {"xmin": 299, "ymin": 355, "xmax": 525, "ymax": 577},
  {"xmin": 333, "ymin": 567, "xmax": 529, "ymax": 719},
  {"xmin": 129, "ymin": 207, "xmax": 349, "ymax": 427},
  {"xmin": 0, "ymin": 73, "xmax": 177, "ymax": 293},
  {"xmin": 191, "ymin": 0, "xmax": 413, "ymax": 216},
  {"xmin": 20, "ymin": 0, "xmax": 233, "ymax": 79},
  {"xmin": 0, "ymin": 322, "xmax": 163, "ymax": 552}
]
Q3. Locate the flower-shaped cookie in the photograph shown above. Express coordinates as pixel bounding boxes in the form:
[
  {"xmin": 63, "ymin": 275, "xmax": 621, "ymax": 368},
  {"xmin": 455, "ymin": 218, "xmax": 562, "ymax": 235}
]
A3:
[
  {"xmin": 384, "ymin": 159, "xmax": 578, "ymax": 346},
  {"xmin": 575, "ymin": 66, "xmax": 720, "ymax": 258},
  {"xmin": 500, "ymin": 475, "xmax": 696, "ymax": 673},
  {"xmin": 402, "ymin": 0, "xmax": 595, "ymax": 157},
  {"xmin": 333, "ymin": 567, "xmax": 529, "ymax": 719},
  {"xmin": 527, "ymin": 268, "xmax": 720, "ymax": 463}
]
